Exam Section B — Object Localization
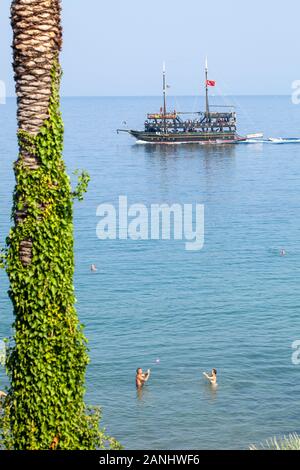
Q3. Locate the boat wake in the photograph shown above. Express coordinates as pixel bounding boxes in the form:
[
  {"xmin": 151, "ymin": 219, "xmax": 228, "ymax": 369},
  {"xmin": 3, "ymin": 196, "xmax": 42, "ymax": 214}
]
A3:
[
  {"xmin": 135, "ymin": 138, "xmax": 300, "ymax": 146},
  {"xmin": 241, "ymin": 138, "xmax": 300, "ymax": 145}
]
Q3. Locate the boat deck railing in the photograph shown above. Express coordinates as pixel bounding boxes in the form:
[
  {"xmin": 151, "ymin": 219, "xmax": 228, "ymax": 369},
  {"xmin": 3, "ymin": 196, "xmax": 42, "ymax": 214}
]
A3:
[{"xmin": 145, "ymin": 124, "xmax": 237, "ymax": 133}]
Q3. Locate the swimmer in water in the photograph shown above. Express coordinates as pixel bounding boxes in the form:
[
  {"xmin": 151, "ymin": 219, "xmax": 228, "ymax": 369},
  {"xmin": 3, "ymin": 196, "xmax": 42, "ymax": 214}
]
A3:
[
  {"xmin": 203, "ymin": 368, "xmax": 218, "ymax": 386},
  {"xmin": 280, "ymin": 249, "xmax": 286, "ymax": 257},
  {"xmin": 91, "ymin": 264, "xmax": 97, "ymax": 272},
  {"xmin": 136, "ymin": 368, "xmax": 151, "ymax": 389}
]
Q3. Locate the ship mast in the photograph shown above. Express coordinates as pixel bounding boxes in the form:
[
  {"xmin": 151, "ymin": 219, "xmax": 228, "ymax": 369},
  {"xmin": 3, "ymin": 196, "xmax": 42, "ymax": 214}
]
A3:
[
  {"xmin": 205, "ymin": 57, "xmax": 210, "ymax": 118},
  {"xmin": 163, "ymin": 61, "xmax": 167, "ymax": 134}
]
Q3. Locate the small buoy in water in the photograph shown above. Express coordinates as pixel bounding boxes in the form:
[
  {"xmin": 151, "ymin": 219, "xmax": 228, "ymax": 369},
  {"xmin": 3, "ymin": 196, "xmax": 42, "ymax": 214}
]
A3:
[
  {"xmin": 91, "ymin": 264, "xmax": 97, "ymax": 272},
  {"xmin": 280, "ymin": 249, "xmax": 286, "ymax": 257}
]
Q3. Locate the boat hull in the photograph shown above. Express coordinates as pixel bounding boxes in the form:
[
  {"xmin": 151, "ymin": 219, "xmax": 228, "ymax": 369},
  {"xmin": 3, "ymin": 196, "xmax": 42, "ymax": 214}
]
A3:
[{"xmin": 129, "ymin": 130, "xmax": 245, "ymax": 144}]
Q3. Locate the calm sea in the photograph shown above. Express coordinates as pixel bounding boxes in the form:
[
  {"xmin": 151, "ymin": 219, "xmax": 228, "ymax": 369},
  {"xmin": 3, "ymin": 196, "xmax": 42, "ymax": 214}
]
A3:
[{"xmin": 0, "ymin": 96, "xmax": 300, "ymax": 449}]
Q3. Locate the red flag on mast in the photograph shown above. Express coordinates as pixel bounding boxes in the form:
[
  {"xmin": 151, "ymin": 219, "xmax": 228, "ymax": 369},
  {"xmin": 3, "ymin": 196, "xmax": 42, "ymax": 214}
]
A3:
[{"xmin": 206, "ymin": 80, "xmax": 216, "ymax": 87}]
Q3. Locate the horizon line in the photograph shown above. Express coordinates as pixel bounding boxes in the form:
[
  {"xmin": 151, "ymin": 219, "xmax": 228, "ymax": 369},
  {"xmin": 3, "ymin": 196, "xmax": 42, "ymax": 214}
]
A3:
[{"xmin": 4, "ymin": 94, "xmax": 292, "ymax": 98}]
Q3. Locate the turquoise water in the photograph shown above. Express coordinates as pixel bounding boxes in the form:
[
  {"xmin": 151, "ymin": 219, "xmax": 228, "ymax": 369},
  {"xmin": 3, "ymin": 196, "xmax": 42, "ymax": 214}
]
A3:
[{"xmin": 1, "ymin": 96, "xmax": 300, "ymax": 449}]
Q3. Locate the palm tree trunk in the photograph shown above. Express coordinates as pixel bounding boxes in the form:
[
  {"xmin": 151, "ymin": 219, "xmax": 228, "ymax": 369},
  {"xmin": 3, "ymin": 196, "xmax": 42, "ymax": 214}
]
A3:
[
  {"xmin": 11, "ymin": 0, "xmax": 62, "ymax": 266},
  {"xmin": 6, "ymin": 0, "xmax": 120, "ymax": 451},
  {"xmin": 5, "ymin": 0, "xmax": 99, "ymax": 450},
  {"xmin": 12, "ymin": 0, "xmax": 62, "ymax": 134}
]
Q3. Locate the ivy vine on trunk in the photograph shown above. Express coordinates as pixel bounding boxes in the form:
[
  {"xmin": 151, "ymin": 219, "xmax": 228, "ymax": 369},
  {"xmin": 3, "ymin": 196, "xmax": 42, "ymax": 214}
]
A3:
[{"xmin": 1, "ymin": 0, "xmax": 121, "ymax": 450}]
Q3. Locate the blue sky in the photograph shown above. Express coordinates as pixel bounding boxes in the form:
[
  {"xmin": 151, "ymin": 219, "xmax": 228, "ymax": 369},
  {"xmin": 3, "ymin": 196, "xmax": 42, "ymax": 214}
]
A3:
[{"xmin": 1, "ymin": 0, "xmax": 299, "ymax": 96}]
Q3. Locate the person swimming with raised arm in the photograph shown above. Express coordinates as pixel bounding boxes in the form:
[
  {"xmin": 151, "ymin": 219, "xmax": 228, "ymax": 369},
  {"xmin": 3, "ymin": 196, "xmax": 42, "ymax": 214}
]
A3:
[
  {"xmin": 136, "ymin": 368, "xmax": 151, "ymax": 389},
  {"xmin": 203, "ymin": 368, "xmax": 218, "ymax": 386}
]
